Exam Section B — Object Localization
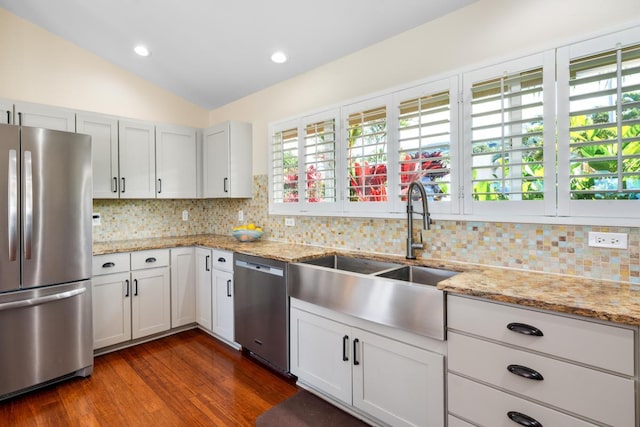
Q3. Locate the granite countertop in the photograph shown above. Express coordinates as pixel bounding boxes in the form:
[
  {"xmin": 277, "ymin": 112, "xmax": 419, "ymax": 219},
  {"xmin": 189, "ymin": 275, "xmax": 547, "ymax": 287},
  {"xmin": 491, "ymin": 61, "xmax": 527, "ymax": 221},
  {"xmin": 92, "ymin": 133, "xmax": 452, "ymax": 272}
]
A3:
[{"xmin": 93, "ymin": 234, "xmax": 640, "ymax": 327}]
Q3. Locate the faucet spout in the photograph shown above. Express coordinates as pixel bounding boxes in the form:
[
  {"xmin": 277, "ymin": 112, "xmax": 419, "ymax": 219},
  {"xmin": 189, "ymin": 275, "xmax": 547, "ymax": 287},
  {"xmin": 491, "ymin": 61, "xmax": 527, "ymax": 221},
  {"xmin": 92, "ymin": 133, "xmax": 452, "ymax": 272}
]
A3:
[{"xmin": 406, "ymin": 181, "xmax": 431, "ymax": 259}]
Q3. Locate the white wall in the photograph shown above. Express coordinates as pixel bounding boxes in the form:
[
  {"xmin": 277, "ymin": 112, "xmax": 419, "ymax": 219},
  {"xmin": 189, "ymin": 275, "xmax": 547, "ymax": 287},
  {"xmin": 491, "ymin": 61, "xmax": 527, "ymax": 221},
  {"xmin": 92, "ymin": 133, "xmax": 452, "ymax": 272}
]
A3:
[
  {"xmin": 0, "ymin": 8, "xmax": 207, "ymax": 128},
  {"xmin": 208, "ymin": 0, "xmax": 640, "ymax": 175}
]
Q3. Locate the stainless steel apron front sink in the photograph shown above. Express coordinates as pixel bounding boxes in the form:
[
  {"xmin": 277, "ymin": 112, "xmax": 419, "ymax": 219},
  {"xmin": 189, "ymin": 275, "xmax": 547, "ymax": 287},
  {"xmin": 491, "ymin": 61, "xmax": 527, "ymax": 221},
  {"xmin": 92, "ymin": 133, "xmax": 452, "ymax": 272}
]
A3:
[{"xmin": 288, "ymin": 255, "xmax": 457, "ymax": 341}]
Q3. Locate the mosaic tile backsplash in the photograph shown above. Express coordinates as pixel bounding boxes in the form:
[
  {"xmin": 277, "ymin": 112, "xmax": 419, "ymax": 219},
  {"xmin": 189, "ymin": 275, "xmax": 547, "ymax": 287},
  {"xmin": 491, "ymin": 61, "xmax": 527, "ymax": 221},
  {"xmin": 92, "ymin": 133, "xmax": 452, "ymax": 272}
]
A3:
[{"xmin": 93, "ymin": 175, "xmax": 639, "ymax": 284}]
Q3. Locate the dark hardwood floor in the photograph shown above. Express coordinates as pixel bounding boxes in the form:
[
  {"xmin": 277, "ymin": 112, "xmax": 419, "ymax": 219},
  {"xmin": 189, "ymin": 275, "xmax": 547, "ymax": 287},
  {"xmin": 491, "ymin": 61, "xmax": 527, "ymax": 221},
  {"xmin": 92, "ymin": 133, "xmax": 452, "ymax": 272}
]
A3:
[{"xmin": 0, "ymin": 329, "xmax": 298, "ymax": 426}]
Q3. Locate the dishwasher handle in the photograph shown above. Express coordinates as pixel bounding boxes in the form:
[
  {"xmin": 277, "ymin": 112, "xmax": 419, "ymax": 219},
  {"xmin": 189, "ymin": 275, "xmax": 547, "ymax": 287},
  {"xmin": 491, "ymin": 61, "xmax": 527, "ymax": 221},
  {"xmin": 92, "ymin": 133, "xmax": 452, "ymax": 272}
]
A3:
[{"xmin": 235, "ymin": 260, "xmax": 284, "ymax": 277}]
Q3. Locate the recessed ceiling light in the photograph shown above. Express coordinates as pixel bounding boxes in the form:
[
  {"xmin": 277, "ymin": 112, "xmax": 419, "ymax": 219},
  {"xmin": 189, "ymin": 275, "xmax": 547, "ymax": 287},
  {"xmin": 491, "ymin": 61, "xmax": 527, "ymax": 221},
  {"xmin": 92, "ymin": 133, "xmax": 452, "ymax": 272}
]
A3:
[
  {"xmin": 134, "ymin": 45, "xmax": 150, "ymax": 57},
  {"xmin": 271, "ymin": 51, "xmax": 287, "ymax": 64}
]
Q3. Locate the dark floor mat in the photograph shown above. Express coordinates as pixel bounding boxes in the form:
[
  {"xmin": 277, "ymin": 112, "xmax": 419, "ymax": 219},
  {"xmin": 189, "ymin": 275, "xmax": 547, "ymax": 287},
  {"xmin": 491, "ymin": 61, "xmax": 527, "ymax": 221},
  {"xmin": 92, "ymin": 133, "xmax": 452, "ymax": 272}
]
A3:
[{"xmin": 256, "ymin": 389, "xmax": 371, "ymax": 426}]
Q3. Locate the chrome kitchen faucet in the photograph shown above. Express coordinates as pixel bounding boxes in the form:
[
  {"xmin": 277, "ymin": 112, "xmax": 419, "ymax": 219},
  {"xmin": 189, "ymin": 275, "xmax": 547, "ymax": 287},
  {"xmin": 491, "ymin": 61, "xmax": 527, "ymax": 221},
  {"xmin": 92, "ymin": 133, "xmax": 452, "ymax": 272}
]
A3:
[{"xmin": 406, "ymin": 181, "xmax": 431, "ymax": 259}]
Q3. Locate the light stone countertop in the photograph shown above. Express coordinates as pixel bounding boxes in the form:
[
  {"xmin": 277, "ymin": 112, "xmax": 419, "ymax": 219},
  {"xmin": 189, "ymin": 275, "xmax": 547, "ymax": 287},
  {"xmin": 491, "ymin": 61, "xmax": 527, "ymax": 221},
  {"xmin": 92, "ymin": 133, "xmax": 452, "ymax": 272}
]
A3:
[{"xmin": 93, "ymin": 234, "xmax": 640, "ymax": 327}]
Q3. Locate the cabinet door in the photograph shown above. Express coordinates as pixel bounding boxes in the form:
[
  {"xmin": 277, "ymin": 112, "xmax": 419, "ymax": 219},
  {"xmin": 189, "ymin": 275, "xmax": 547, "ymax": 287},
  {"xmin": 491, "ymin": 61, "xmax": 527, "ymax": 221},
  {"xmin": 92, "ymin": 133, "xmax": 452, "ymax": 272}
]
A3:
[
  {"xmin": 14, "ymin": 102, "xmax": 75, "ymax": 131},
  {"xmin": 92, "ymin": 272, "xmax": 132, "ymax": 349},
  {"xmin": 352, "ymin": 328, "xmax": 444, "ymax": 427},
  {"xmin": 118, "ymin": 119, "xmax": 156, "ymax": 198},
  {"xmin": 156, "ymin": 124, "xmax": 197, "ymax": 198},
  {"xmin": 203, "ymin": 121, "xmax": 252, "ymax": 198},
  {"xmin": 77, "ymin": 112, "xmax": 119, "ymax": 198},
  {"xmin": 212, "ymin": 269, "xmax": 234, "ymax": 343},
  {"xmin": 202, "ymin": 122, "xmax": 229, "ymax": 198},
  {"xmin": 290, "ymin": 308, "xmax": 352, "ymax": 405},
  {"xmin": 0, "ymin": 101, "xmax": 12, "ymax": 124},
  {"xmin": 131, "ymin": 267, "xmax": 171, "ymax": 339},
  {"xmin": 195, "ymin": 248, "xmax": 213, "ymax": 331},
  {"xmin": 170, "ymin": 247, "xmax": 196, "ymax": 328}
]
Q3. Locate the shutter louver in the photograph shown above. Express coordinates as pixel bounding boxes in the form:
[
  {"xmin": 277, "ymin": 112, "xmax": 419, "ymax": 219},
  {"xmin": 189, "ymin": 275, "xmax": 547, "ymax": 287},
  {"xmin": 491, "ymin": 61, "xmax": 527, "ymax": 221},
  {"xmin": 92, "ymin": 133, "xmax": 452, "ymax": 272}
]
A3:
[
  {"xmin": 398, "ymin": 90, "xmax": 452, "ymax": 202},
  {"xmin": 568, "ymin": 44, "xmax": 640, "ymax": 200},
  {"xmin": 272, "ymin": 127, "xmax": 299, "ymax": 204},
  {"xmin": 470, "ymin": 67, "xmax": 545, "ymax": 202}
]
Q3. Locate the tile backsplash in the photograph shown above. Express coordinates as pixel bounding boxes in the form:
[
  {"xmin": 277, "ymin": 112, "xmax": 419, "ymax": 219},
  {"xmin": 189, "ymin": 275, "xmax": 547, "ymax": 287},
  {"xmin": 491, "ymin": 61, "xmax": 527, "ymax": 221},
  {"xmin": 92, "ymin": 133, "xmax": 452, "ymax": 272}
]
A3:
[{"xmin": 94, "ymin": 175, "xmax": 639, "ymax": 283}]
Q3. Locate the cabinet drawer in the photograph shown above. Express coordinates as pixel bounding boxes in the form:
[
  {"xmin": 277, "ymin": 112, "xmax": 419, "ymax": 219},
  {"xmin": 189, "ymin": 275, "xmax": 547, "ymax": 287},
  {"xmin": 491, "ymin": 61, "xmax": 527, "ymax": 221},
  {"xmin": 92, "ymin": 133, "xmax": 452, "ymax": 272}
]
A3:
[
  {"xmin": 211, "ymin": 249, "xmax": 233, "ymax": 272},
  {"xmin": 447, "ymin": 415, "xmax": 475, "ymax": 427},
  {"xmin": 448, "ymin": 332, "xmax": 635, "ymax": 427},
  {"xmin": 448, "ymin": 295, "xmax": 634, "ymax": 375},
  {"xmin": 92, "ymin": 253, "xmax": 130, "ymax": 276},
  {"xmin": 448, "ymin": 373, "xmax": 597, "ymax": 427},
  {"xmin": 131, "ymin": 249, "xmax": 170, "ymax": 270}
]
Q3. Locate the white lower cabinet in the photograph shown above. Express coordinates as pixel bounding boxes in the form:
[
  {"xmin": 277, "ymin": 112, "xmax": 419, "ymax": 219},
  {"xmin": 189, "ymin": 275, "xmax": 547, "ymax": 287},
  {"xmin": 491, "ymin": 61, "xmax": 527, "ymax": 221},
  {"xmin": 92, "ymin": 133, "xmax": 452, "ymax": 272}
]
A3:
[
  {"xmin": 290, "ymin": 299, "xmax": 444, "ymax": 427},
  {"xmin": 131, "ymin": 266, "xmax": 171, "ymax": 339},
  {"xmin": 170, "ymin": 247, "xmax": 196, "ymax": 327},
  {"xmin": 195, "ymin": 247, "xmax": 237, "ymax": 347},
  {"xmin": 447, "ymin": 295, "xmax": 636, "ymax": 427},
  {"xmin": 92, "ymin": 249, "xmax": 171, "ymax": 350},
  {"xmin": 92, "ymin": 271, "xmax": 132, "ymax": 349}
]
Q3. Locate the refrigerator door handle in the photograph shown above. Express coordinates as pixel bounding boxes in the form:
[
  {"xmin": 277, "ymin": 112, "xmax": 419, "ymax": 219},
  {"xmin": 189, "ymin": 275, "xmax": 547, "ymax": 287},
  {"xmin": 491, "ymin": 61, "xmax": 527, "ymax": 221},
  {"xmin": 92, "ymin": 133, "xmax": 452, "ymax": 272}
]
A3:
[
  {"xmin": 0, "ymin": 286, "xmax": 86, "ymax": 312},
  {"xmin": 24, "ymin": 150, "xmax": 33, "ymax": 260},
  {"xmin": 8, "ymin": 149, "xmax": 17, "ymax": 261}
]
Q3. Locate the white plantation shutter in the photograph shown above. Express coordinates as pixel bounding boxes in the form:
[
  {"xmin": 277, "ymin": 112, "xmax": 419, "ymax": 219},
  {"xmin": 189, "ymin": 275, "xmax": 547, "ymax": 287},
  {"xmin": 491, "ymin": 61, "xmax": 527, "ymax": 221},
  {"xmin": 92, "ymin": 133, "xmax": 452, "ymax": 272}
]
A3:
[
  {"xmin": 343, "ymin": 96, "xmax": 393, "ymax": 213},
  {"xmin": 557, "ymin": 26, "xmax": 640, "ymax": 218},
  {"xmin": 394, "ymin": 77, "xmax": 459, "ymax": 214},
  {"xmin": 270, "ymin": 123, "xmax": 300, "ymax": 211},
  {"xmin": 302, "ymin": 110, "xmax": 339, "ymax": 211},
  {"xmin": 463, "ymin": 52, "xmax": 556, "ymax": 216}
]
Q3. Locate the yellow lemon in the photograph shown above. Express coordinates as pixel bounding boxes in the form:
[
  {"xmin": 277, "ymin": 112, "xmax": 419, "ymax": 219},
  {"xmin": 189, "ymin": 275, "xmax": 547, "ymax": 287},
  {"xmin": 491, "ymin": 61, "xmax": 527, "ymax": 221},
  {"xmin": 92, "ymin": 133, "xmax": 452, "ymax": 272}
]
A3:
[{"xmin": 247, "ymin": 223, "xmax": 256, "ymax": 230}]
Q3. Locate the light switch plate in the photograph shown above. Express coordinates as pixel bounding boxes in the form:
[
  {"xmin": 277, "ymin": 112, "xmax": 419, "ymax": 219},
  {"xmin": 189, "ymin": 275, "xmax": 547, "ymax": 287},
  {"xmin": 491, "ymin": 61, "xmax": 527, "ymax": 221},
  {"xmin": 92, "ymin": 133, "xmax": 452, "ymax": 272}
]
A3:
[
  {"xmin": 182, "ymin": 210, "xmax": 189, "ymax": 221},
  {"xmin": 92, "ymin": 213, "xmax": 101, "ymax": 226},
  {"xmin": 285, "ymin": 217, "xmax": 295, "ymax": 227}
]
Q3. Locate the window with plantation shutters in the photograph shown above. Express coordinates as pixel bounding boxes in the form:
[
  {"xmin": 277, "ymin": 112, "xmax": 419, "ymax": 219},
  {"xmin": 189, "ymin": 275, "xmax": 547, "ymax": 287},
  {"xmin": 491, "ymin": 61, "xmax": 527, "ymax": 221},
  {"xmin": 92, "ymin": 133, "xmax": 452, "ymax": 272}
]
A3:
[
  {"xmin": 304, "ymin": 117, "xmax": 337, "ymax": 206},
  {"xmin": 271, "ymin": 125, "xmax": 299, "ymax": 206},
  {"xmin": 394, "ymin": 77, "xmax": 459, "ymax": 214},
  {"xmin": 557, "ymin": 28, "xmax": 640, "ymax": 218},
  {"xmin": 463, "ymin": 52, "xmax": 555, "ymax": 216},
  {"xmin": 344, "ymin": 97, "xmax": 391, "ymax": 212}
]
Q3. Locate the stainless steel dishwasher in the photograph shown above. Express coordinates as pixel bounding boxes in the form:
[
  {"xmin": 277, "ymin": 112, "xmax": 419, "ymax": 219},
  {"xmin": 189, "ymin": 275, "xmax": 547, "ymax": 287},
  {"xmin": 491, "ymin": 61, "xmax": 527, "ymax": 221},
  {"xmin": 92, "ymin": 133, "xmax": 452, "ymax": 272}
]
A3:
[{"xmin": 234, "ymin": 253, "xmax": 288, "ymax": 374}]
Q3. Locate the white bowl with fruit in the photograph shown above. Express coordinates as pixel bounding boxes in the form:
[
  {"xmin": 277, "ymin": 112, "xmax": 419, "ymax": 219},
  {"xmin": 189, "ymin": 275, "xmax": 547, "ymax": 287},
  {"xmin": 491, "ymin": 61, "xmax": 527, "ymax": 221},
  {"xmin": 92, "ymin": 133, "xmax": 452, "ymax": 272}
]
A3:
[{"xmin": 231, "ymin": 223, "xmax": 264, "ymax": 242}]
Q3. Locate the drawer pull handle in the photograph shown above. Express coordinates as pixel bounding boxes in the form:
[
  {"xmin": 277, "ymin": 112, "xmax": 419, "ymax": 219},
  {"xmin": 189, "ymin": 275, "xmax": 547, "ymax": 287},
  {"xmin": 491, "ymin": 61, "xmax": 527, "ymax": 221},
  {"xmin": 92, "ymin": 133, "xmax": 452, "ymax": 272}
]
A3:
[
  {"xmin": 102, "ymin": 262, "xmax": 115, "ymax": 268},
  {"xmin": 342, "ymin": 335, "xmax": 349, "ymax": 362},
  {"xmin": 353, "ymin": 338, "xmax": 360, "ymax": 366},
  {"xmin": 145, "ymin": 257, "xmax": 157, "ymax": 263},
  {"xmin": 507, "ymin": 322, "xmax": 543, "ymax": 337},
  {"xmin": 507, "ymin": 411, "xmax": 543, "ymax": 427},
  {"xmin": 507, "ymin": 364, "xmax": 544, "ymax": 381},
  {"xmin": 218, "ymin": 257, "xmax": 226, "ymax": 263}
]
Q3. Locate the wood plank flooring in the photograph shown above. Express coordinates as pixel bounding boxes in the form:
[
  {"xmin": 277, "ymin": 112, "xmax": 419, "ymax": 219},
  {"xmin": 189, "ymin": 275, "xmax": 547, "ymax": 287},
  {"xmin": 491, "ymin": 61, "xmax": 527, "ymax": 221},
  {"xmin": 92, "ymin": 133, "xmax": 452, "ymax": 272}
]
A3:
[{"xmin": 0, "ymin": 329, "xmax": 298, "ymax": 426}]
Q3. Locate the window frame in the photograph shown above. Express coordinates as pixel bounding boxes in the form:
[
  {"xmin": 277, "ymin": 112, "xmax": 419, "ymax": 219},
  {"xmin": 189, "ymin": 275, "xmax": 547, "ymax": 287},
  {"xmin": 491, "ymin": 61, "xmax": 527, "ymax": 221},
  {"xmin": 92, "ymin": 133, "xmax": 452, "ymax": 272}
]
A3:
[
  {"xmin": 392, "ymin": 76, "xmax": 460, "ymax": 215},
  {"xmin": 462, "ymin": 51, "xmax": 557, "ymax": 217},
  {"xmin": 268, "ymin": 25, "xmax": 640, "ymax": 226},
  {"xmin": 557, "ymin": 26, "xmax": 640, "ymax": 219}
]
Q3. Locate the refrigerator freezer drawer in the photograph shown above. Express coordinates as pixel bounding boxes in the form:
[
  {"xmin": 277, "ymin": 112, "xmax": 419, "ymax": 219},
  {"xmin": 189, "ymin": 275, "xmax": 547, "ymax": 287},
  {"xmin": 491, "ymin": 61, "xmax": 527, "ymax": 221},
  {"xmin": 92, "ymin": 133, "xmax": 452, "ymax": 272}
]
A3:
[{"xmin": 0, "ymin": 280, "xmax": 94, "ymax": 399}]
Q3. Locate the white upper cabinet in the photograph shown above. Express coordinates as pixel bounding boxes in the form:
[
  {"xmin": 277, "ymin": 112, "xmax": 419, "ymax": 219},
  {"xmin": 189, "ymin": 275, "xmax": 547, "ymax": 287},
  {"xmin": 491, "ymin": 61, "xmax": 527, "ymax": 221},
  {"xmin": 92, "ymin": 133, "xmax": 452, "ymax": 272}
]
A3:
[
  {"xmin": 0, "ymin": 101, "xmax": 12, "ymax": 124},
  {"xmin": 77, "ymin": 112, "xmax": 119, "ymax": 199},
  {"xmin": 118, "ymin": 119, "xmax": 156, "ymax": 199},
  {"xmin": 156, "ymin": 124, "xmax": 198, "ymax": 198},
  {"xmin": 203, "ymin": 121, "xmax": 252, "ymax": 198},
  {"xmin": 14, "ymin": 101, "xmax": 76, "ymax": 132}
]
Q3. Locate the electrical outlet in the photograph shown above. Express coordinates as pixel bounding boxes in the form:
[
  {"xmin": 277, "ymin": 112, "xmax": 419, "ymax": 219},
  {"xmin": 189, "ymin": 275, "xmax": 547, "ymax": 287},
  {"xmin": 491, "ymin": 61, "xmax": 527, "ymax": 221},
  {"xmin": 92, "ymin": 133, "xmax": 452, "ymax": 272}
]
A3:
[
  {"xmin": 285, "ymin": 217, "xmax": 295, "ymax": 227},
  {"xmin": 588, "ymin": 232, "xmax": 628, "ymax": 249},
  {"xmin": 238, "ymin": 210, "xmax": 244, "ymax": 222},
  {"xmin": 182, "ymin": 210, "xmax": 189, "ymax": 221},
  {"xmin": 92, "ymin": 213, "xmax": 101, "ymax": 226}
]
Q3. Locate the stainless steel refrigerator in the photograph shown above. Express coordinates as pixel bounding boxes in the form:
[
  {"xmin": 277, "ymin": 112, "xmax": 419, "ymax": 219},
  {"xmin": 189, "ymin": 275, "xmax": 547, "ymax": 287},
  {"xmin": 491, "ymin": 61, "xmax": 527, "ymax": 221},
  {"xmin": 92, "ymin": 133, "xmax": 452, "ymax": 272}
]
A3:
[{"xmin": 0, "ymin": 123, "xmax": 93, "ymax": 399}]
